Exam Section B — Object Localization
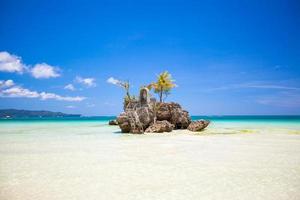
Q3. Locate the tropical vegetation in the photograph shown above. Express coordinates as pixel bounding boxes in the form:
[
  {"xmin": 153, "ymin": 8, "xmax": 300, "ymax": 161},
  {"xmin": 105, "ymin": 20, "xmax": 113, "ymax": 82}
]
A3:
[{"xmin": 148, "ymin": 71, "xmax": 176, "ymax": 102}]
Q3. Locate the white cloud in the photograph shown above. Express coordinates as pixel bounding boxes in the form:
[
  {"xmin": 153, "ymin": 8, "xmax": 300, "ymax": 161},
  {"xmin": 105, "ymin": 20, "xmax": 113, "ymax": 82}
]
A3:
[
  {"xmin": 30, "ymin": 63, "xmax": 60, "ymax": 79},
  {"xmin": 256, "ymin": 91, "xmax": 300, "ymax": 108},
  {"xmin": 104, "ymin": 102, "xmax": 115, "ymax": 106},
  {"xmin": 206, "ymin": 82, "xmax": 300, "ymax": 92},
  {"xmin": 66, "ymin": 105, "xmax": 75, "ymax": 109},
  {"xmin": 0, "ymin": 51, "xmax": 61, "ymax": 79},
  {"xmin": 107, "ymin": 77, "xmax": 121, "ymax": 85},
  {"xmin": 0, "ymin": 80, "xmax": 15, "ymax": 88},
  {"xmin": 39, "ymin": 92, "xmax": 85, "ymax": 101},
  {"xmin": 0, "ymin": 80, "xmax": 85, "ymax": 102},
  {"xmin": 239, "ymin": 83, "xmax": 300, "ymax": 90},
  {"xmin": 86, "ymin": 103, "xmax": 95, "ymax": 107},
  {"xmin": 76, "ymin": 76, "xmax": 96, "ymax": 87},
  {"xmin": 39, "ymin": 91, "xmax": 85, "ymax": 101},
  {"xmin": 0, "ymin": 51, "xmax": 26, "ymax": 73},
  {"xmin": 1, "ymin": 86, "xmax": 40, "ymax": 98},
  {"xmin": 64, "ymin": 84, "xmax": 75, "ymax": 91}
]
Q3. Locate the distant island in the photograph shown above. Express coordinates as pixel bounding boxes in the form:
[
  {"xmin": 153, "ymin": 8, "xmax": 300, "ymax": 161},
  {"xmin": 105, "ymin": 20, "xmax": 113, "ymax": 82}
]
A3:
[{"xmin": 0, "ymin": 109, "xmax": 81, "ymax": 119}]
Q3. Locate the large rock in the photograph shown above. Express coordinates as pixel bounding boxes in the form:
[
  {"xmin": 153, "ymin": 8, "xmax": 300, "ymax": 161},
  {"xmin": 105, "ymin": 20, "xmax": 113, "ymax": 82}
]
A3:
[
  {"xmin": 116, "ymin": 112, "xmax": 131, "ymax": 133},
  {"xmin": 108, "ymin": 120, "xmax": 118, "ymax": 125},
  {"xmin": 187, "ymin": 120, "xmax": 210, "ymax": 132},
  {"xmin": 117, "ymin": 105, "xmax": 155, "ymax": 134},
  {"xmin": 145, "ymin": 120, "xmax": 175, "ymax": 133},
  {"xmin": 117, "ymin": 101, "xmax": 192, "ymax": 133},
  {"xmin": 117, "ymin": 87, "xmax": 192, "ymax": 133},
  {"xmin": 156, "ymin": 102, "xmax": 191, "ymax": 129},
  {"xmin": 169, "ymin": 103, "xmax": 191, "ymax": 129},
  {"xmin": 135, "ymin": 106, "xmax": 155, "ymax": 129},
  {"xmin": 156, "ymin": 103, "xmax": 171, "ymax": 120}
]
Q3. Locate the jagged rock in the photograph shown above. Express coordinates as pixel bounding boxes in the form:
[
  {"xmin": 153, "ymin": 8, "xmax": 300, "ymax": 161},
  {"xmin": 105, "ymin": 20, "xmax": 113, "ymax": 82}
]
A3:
[
  {"xmin": 117, "ymin": 87, "xmax": 193, "ymax": 133},
  {"xmin": 135, "ymin": 106, "xmax": 155, "ymax": 129},
  {"xmin": 108, "ymin": 120, "xmax": 118, "ymax": 125},
  {"xmin": 117, "ymin": 105, "xmax": 154, "ymax": 134},
  {"xmin": 145, "ymin": 120, "xmax": 175, "ymax": 133},
  {"xmin": 187, "ymin": 120, "xmax": 210, "ymax": 132},
  {"xmin": 124, "ymin": 99, "xmax": 139, "ymax": 110},
  {"xmin": 156, "ymin": 103, "xmax": 171, "ymax": 120},
  {"xmin": 156, "ymin": 102, "xmax": 191, "ymax": 129},
  {"xmin": 116, "ymin": 112, "xmax": 131, "ymax": 133},
  {"xmin": 170, "ymin": 110, "xmax": 191, "ymax": 129}
]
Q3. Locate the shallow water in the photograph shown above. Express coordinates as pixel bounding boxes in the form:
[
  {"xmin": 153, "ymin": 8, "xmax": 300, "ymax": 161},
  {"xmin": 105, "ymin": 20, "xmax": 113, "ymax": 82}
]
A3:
[{"xmin": 0, "ymin": 117, "xmax": 300, "ymax": 200}]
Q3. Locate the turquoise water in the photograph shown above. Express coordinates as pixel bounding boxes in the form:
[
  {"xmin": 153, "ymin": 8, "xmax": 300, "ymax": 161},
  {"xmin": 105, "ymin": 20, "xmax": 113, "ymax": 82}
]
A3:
[
  {"xmin": 0, "ymin": 115, "xmax": 299, "ymax": 136},
  {"xmin": 0, "ymin": 115, "xmax": 299, "ymax": 123},
  {"xmin": 193, "ymin": 115, "xmax": 300, "ymax": 129},
  {"xmin": 0, "ymin": 116, "xmax": 299, "ymax": 130},
  {"xmin": 0, "ymin": 116, "xmax": 116, "ymax": 123}
]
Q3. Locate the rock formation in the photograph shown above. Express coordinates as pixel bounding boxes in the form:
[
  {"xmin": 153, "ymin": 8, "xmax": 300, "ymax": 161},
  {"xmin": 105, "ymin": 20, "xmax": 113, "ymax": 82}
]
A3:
[
  {"xmin": 156, "ymin": 102, "xmax": 191, "ymax": 129},
  {"xmin": 187, "ymin": 120, "xmax": 210, "ymax": 132},
  {"xmin": 145, "ymin": 120, "xmax": 174, "ymax": 133},
  {"xmin": 116, "ymin": 87, "xmax": 209, "ymax": 133},
  {"xmin": 117, "ymin": 87, "xmax": 155, "ymax": 133},
  {"xmin": 108, "ymin": 120, "xmax": 118, "ymax": 125}
]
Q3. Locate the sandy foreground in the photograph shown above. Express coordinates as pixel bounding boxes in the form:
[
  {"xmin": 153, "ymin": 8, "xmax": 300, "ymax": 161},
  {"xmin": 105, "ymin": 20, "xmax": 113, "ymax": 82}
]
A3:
[{"xmin": 0, "ymin": 126, "xmax": 300, "ymax": 200}]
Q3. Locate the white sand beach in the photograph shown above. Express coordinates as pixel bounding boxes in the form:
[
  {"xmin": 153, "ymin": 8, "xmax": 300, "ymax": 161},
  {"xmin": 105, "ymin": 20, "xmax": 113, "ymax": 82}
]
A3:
[{"xmin": 0, "ymin": 123, "xmax": 300, "ymax": 200}]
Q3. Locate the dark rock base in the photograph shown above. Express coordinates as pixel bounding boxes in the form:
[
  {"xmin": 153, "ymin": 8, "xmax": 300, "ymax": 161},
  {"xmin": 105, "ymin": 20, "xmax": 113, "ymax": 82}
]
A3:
[
  {"xmin": 145, "ymin": 120, "xmax": 175, "ymax": 133},
  {"xmin": 187, "ymin": 120, "xmax": 210, "ymax": 132}
]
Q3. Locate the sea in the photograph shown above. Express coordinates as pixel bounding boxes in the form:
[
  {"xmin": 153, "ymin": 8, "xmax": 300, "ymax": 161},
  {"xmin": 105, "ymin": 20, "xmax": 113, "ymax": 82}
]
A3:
[{"xmin": 0, "ymin": 115, "xmax": 300, "ymax": 136}]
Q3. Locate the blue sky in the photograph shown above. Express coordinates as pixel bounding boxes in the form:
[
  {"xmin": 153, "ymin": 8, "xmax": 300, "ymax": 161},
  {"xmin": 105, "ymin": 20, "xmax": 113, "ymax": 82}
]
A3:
[{"xmin": 0, "ymin": 0, "xmax": 299, "ymax": 115}]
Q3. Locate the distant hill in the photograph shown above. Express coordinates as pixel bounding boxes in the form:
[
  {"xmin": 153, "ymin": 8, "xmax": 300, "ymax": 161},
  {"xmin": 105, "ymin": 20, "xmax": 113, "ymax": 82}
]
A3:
[{"xmin": 0, "ymin": 109, "xmax": 81, "ymax": 119}]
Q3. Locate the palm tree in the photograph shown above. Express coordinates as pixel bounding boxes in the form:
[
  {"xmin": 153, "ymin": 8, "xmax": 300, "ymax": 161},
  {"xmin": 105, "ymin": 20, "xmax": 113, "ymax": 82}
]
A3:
[{"xmin": 149, "ymin": 71, "xmax": 176, "ymax": 103}]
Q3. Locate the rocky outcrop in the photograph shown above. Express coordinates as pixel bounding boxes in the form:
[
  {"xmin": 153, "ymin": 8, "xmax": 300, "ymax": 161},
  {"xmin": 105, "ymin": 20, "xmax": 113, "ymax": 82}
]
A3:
[
  {"xmin": 145, "ymin": 120, "xmax": 174, "ymax": 133},
  {"xmin": 157, "ymin": 102, "xmax": 191, "ymax": 129},
  {"xmin": 187, "ymin": 120, "xmax": 210, "ymax": 132},
  {"xmin": 117, "ymin": 101, "xmax": 191, "ymax": 133},
  {"xmin": 156, "ymin": 103, "xmax": 171, "ymax": 120},
  {"xmin": 116, "ymin": 87, "xmax": 201, "ymax": 134},
  {"xmin": 116, "ymin": 104, "xmax": 155, "ymax": 134},
  {"xmin": 116, "ymin": 112, "xmax": 131, "ymax": 133},
  {"xmin": 108, "ymin": 120, "xmax": 118, "ymax": 125}
]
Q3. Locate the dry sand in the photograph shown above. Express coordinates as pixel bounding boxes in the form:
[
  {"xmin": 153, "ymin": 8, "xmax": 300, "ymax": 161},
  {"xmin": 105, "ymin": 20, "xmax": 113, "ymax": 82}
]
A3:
[{"xmin": 0, "ymin": 124, "xmax": 300, "ymax": 200}]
